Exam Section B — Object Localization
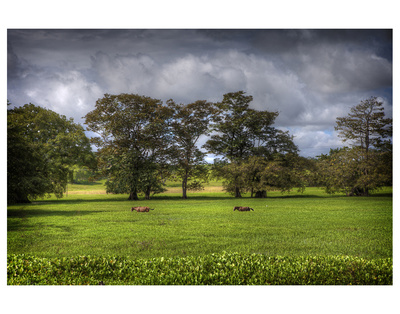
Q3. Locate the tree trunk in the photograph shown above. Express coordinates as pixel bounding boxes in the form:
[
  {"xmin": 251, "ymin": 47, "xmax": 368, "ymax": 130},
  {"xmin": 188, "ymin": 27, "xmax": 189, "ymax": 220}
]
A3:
[
  {"xmin": 254, "ymin": 190, "xmax": 267, "ymax": 198},
  {"xmin": 145, "ymin": 186, "xmax": 151, "ymax": 200},
  {"xmin": 364, "ymin": 147, "xmax": 369, "ymax": 196},
  {"xmin": 182, "ymin": 178, "xmax": 188, "ymax": 199},
  {"xmin": 128, "ymin": 189, "xmax": 139, "ymax": 200},
  {"xmin": 235, "ymin": 186, "xmax": 242, "ymax": 198},
  {"xmin": 12, "ymin": 192, "xmax": 31, "ymax": 204},
  {"xmin": 348, "ymin": 187, "xmax": 368, "ymax": 196}
]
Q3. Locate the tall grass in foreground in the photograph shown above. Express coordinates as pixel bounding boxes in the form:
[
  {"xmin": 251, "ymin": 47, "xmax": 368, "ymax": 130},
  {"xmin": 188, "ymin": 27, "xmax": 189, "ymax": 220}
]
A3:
[{"xmin": 8, "ymin": 253, "xmax": 392, "ymax": 285}]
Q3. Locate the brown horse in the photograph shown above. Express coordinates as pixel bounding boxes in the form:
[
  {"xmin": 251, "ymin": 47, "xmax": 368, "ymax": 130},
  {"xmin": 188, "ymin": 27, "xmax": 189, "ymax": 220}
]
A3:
[
  {"xmin": 131, "ymin": 206, "xmax": 154, "ymax": 212},
  {"xmin": 233, "ymin": 206, "xmax": 254, "ymax": 211}
]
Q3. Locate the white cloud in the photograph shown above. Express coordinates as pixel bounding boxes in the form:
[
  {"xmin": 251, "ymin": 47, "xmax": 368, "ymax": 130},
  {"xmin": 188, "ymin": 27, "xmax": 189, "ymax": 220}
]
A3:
[
  {"xmin": 155, "ymin": 54, "xmax": 222, "ymax": 101},
  {"xmin": 89, "ymin": 51, "xmax": 157, "ymax": 95},
  {"xmin": 290, "ymin": 127, "xmax": 345, "ymax": 157},
  {"xmin": 8, "ymin": 68, "xmax": 103, "ymax": 124}
]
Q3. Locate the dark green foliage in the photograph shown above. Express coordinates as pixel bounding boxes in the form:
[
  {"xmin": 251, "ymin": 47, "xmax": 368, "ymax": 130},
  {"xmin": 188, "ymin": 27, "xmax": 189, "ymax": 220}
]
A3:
[
  {"xmin": 7, "ymin": 103, "xmax": 95, "ymax": 204},
  {"xmin": 72, "ymin": 166, "xmax": 99, "ymax": 184},
  {"xmin": 168, "ymin": 99, "xmax": 215, "ymax": 198},
  {"xmin": 85, "ymin": 94, "xmax": 174, "ymax": 200},
  {"xmin": 204, "ymin": 91, "xmax": 301, "ymax": 198},
  {"xmin": 317, "ymin": 147, "xmax": 392, "ymax": 195},
  {"xmin": 204, "ymin": 91, "xmax": 296, "ymax": 161},
  {"xmin": 7, "ymin": 117, "xmax": 49, "ymax": 203},
  {"xmin": 211, "ymin": 154, "xmax": 307, "ymax": 198},
  {"xmin": 335, "ymin": 96, "xmax": 392, "ymax": 152},
  {"xmin": 7, "ymin": 253, "xmax": 392, "ymax": 285},
  {"xmin": 329, "ymin": 97, "xmax": 393, "ymax": 196}
]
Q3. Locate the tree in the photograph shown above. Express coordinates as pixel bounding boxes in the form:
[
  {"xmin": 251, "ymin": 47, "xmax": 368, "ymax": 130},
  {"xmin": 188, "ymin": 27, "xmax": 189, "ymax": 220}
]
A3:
[
  {"xmin": 204, "ymin": 91, "xmax": 283, "ymax": 161},
  {"xmin": 335, "ymin": 96, "xmax": 392, "ymax": 153},
  {"xmin": 204, "ymin": 91, "xmax": 299, "ymax": 197},
  {"xmin": 212, "ymin": 153, "xmax": 306, "ymax": 198},
  {"xmin": 7, "ymin": 103, "xmax": 95, "ymax": 204},
  {"xmin": 84, "ymin": 93, "xmax": 174, "ymax": 200},
  {"xmin": 211, "ymin": 158, "xmax": 246, "ymax": 197},
  {"xmin": 8, "ymin": 113, "xmax": 47, "ymax": 203},
  {"xmin": 248, "ymin": 154, "xmax": 307, "ymax": 197},
  {"xmin": 317, "ymin": 147, "xmax": 391, "ymax": 196},
  {"xmin": 333, "ymin": 96, "xmax": 392, "ymax": 195},
  {"xmin": 168, "ymin": 100, "xmax": 215, "ymax": 199}
]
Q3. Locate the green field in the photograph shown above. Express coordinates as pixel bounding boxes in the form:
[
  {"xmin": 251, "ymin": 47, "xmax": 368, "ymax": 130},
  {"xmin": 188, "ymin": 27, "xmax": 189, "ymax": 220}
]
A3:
[{"xmin": 7, "ymin": 182, "xmax": 393, "ymax": 285}]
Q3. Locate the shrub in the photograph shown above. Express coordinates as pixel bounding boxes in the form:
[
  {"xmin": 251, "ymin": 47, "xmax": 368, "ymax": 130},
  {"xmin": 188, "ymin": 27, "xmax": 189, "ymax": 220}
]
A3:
[{"xmin": 7, "ymin": 252, "xmax": 392, "ymax": 285}]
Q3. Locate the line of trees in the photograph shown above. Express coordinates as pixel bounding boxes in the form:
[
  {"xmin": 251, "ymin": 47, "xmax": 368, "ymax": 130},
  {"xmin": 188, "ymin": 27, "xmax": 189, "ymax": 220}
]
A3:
[
  {"xmin": 7, "ymin": 93, "xmax": 392, "ymax": 204},
  {"xmin": 84, "ymin": 91, "xmax": 309, "ymax": 200}
]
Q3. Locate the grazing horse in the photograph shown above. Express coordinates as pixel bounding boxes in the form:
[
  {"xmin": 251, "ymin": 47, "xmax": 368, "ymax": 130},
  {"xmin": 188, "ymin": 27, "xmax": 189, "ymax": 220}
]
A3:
[
  {"xmin": 233, "ymin": 206, "xmax": 254, "ymax": 211},
  {"xmin": 131, "ymin": 206, "xmax": 154, "ymax": 212}
]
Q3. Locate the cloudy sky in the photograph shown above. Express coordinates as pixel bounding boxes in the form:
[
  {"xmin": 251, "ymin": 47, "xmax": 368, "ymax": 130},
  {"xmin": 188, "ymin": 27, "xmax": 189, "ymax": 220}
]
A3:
[{"xmin": 7, "ymin": 29, "xmax": 392, "ymax": 158}]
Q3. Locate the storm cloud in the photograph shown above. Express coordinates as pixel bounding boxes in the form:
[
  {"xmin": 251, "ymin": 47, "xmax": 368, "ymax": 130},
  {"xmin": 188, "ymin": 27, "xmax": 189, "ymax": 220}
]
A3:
[{"xmin": 7, "ymin": 29, "xmax": 392, "ymax": 157}]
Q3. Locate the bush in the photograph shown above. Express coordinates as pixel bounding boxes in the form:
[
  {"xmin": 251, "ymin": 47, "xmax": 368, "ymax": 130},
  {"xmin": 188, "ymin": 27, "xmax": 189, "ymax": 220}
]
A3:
[{"xmin": 7, "ymin": 252, "xmax": 392, "ymax": 285}]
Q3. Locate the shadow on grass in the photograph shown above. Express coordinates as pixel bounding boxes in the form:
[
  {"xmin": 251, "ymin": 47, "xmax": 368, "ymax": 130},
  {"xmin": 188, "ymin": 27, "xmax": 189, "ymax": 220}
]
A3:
[
  {"xmin": 32, "ymin": 196, "xmax": 130, "ymax": 205},
  {"xmin": 7, "ymin": 208, "xmax": 105, "ymax": 218},
  {"xmin": 272, "ymin": 193, "xmax": 392, "ymax": 199},
  {"xmin": 7, "ymin": 220, "xmax": 75, "ymax": 232},
  {"xmin": 367, "ymin": 193, "xmax": 393, "ymax": 198},
  {"xmin": 7, "ymin": 208, "xmax": 105, "ymax": 233},
  {"xmin": 70, "ymin": 181, "xmax": 104, "ymax": 186},
  {"xmin": 9, "ymin": 190, "xmax": 392, "ymax": 206}
]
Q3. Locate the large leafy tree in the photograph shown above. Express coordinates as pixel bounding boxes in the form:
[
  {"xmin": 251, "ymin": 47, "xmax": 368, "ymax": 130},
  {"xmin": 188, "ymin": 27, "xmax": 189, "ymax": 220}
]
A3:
[
  {"xmin": 330, "ymin": 96, "xmax": 392, "ymax": 195},
  {"xmin": 213, "ymin": 153, "xmax": 307, "ymax": 198},
  {"xmin": 317, "ymin": 147, "xmax": 391, "ymax": 195},
  {"xmin": 7, "ymin": 103, "xmax": 95, "ymax": 204},
  {"xmin": 168, "ymin": 100, "xmax": 215, "ymax": 199},
  {"xmin": 85, "ymin": 93, "xmax": 174, "ymax": 200},
  {"xmin": 204, "ymin": 91, "xmax": 299, "ymax": 197},
  {"xmin": 243, "ymin": 154, "xmax": 307, "ymax": 198}
]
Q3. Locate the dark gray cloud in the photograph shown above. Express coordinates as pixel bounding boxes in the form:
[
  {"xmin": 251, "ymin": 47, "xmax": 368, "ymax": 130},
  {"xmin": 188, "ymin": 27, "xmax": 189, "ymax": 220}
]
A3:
[{"xmin": 7, "ymin": 29, "xmax": 392, "ymax": 157}]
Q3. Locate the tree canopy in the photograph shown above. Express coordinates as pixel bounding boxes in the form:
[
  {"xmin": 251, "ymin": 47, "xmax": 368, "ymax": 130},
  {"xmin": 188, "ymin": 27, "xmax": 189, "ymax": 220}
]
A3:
[
  {"xmin": 7, "ymin": 103, "xmax": 95, "ymax": 204},
  {"xmin": 204, "ymin": 91, "xmax": 296, "ymax": 161},
  {"xmin": 168, "ymin": 99, "xmax": 216, "ymax": 199},
  {"xmin": 335, "ymin": 96, "xmax": 392, "ymax": 153},
  {"xmin": 204, "ymin": 91, "xmax": 301, "ymax": 198},
  {"xmin": 318, "ymin": 97, "xmax": 392, "ymax": 196},
  {"xmin": 85, "ymin": 93, "xmax": 175, "ymax": 200}
]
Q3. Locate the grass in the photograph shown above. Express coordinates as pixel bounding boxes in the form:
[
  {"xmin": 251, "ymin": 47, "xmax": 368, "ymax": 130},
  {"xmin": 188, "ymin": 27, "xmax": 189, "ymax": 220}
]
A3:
[
  {"xmin": 7, "ymin": 183, "xmax": 392, "ymax": 260},
  {"xmin": 7, "ymin": 181, "xmax": 392, "ymax": 285},
  {"xmin": 65, "ymin": 179, "xmax": 225, "ymax": 194}
]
